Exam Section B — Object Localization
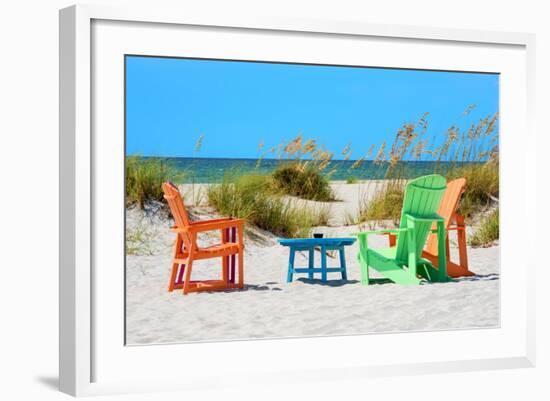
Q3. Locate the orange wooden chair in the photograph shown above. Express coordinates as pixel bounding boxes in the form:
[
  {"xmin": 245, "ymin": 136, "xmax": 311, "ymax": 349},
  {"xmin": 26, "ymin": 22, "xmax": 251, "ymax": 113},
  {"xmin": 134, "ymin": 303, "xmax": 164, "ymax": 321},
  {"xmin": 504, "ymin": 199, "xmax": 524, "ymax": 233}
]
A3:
[
  {"xmin": 162, "ymin": 182, "xmax": 245, "ymax": 294},
  {"xmin": 422, "ymin": 178, "xmax": 474, "ymax": 277},
  {"xmin": 388, "ymin": 178, "xmax": 474, "ymax": 278}
]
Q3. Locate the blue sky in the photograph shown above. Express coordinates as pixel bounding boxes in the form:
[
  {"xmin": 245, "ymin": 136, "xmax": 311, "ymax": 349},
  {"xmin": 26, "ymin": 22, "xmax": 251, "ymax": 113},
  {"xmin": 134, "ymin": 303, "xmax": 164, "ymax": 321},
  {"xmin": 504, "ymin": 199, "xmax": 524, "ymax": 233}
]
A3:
[{"xmin": 126, "ymin": 56, "xmax": 499, "ymax": 159}]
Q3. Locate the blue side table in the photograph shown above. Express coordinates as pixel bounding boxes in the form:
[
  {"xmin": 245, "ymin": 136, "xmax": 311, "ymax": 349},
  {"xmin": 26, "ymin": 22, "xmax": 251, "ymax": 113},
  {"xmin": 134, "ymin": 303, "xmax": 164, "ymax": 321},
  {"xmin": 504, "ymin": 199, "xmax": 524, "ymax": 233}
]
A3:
[{"xmin": 278, "ymin": 237, "xmax": 357, "ymax": 283}]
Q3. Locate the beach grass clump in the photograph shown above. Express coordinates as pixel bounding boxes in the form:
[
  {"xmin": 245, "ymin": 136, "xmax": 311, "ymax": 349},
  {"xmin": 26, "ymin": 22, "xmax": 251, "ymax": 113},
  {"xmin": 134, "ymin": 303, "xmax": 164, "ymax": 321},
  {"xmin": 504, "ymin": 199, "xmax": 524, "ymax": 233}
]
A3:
[
  {"xmin": 357, "ymin": 158, "xmax": 498, "ymax": 225},
  {"xmin": 447, "ymin": 160, "xmax": 499, "ymax": 218},
  {"xmin": 207, "ymin": 173, "xmax": 271, "ymax": 221},
  {"xmin": 346, "ymin": 176, "xmax": 359, "ymax": 184},
  {"xmin": 359, "ymin": 182, "xmax": 405, "ymax": 225},
  {"xmin": 207, "ymin": 172, "xmax": 326, "ymax": 238},
  {"xmin": 469, "ymin": 208, "xmax": 499, "ymax": 247},
  {"xmin": 355, "ymin": 110, "xmax": 499, "ymax": 227},
  {"xmin": 126, "ymin": 156, "xmax": 180, "ymax": 208},
  {"xmin": 271, "ymin": 163, "xmax": 334, "ymax": 201},
  {"xmin": 257, "ymin": 134, "xmax": 336, "ymax": 201}
]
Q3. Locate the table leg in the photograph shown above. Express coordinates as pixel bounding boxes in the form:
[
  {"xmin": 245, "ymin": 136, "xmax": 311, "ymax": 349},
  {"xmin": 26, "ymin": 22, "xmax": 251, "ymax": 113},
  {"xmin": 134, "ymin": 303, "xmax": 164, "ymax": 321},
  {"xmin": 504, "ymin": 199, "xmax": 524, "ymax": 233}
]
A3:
[
  {"xmin": 287, "ymin": 247, "xmax": 295, "ymax": 283},
  {"xmin": 339, "ymin": 247, "xmax": 348, "ymax": 280},
  {"xmin": 308, "ymin": 248, "xmax": 314, "ymax": 279},
  {"xmin": 321, "ymin": 245, "xmax": 327, "ymax": 282}
]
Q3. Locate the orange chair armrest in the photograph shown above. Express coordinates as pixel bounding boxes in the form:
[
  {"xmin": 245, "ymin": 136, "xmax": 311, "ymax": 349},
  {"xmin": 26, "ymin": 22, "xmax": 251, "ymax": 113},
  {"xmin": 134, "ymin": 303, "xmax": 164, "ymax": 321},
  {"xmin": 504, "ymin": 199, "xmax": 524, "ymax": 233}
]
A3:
[
  {"xmin": 187, "ymin": 218, "xmax": 244, "ymax": 233},
  {"xmin": 190, "ymin": 218, "xmax": 233, "ymax": 226}
]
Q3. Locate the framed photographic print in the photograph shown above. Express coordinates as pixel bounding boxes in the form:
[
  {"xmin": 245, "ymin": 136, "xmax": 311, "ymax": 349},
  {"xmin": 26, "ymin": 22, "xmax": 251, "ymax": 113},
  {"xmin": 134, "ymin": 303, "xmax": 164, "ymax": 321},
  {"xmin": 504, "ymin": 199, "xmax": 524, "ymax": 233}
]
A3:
[{"xmin": 59, "ymin": 3, "xmax": 536, "ymax": 396}]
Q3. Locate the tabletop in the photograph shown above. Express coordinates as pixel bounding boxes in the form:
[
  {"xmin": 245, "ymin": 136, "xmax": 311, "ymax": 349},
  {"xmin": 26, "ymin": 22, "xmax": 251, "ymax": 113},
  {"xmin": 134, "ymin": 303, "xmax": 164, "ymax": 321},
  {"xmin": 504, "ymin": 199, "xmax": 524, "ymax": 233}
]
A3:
[{"xmin": 278, "ymin": 237, "xmax": 356, "ymax": 247}]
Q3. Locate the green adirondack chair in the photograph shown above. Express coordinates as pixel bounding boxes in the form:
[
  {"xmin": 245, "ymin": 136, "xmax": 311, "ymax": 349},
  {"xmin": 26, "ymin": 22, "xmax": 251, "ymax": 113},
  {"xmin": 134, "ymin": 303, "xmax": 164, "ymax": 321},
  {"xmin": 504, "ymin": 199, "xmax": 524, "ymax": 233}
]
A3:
[{"xmin": 356, "ymin": 174, "xmax": 451, "ymax": 285}]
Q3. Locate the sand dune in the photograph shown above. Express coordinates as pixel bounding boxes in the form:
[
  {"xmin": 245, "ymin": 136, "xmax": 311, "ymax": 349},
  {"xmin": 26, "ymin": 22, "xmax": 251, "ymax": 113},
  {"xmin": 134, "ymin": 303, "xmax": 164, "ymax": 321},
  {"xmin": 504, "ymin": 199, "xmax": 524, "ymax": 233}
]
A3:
[{"xmin": 125, "ymin": 182, "xmax": 499, "ymax": 345}]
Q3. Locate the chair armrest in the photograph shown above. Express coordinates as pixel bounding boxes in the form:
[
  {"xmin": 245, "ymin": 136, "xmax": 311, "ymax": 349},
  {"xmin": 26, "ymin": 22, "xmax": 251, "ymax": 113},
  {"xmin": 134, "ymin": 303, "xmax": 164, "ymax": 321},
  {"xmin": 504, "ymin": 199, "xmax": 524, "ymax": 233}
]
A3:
[
  {"xmin": 354, "ymin": 228, "xmax": 408, "ymax": 259},
  {"xmin": 353, "ymin": 229, "xmax": 408, "ymax": 250},
  {"xmin": 404, "ymin": 213, "xmax": 444, "ymax": 223},
  {"xmin": 172, "ymin": 218, "xmax": 245, "ymax": 233},
  {"xmin": 405, "ymin": 214, "xmax": 445, "ymax": 235},
  {"xmin": 352, "ymin": 228, "xmax": 408, "ymax": 238},
  {"xmin": 190, "ymin": 218, "xmax": 233, "ymax": 226}
]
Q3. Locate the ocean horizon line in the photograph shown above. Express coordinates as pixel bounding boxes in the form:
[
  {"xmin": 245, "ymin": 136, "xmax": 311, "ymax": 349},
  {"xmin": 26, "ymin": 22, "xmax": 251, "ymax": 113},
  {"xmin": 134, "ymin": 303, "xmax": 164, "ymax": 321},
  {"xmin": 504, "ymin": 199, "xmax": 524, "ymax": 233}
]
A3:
[
  {"xmin": 130, "ymin": 155, "xmax": 484, "ymax": 164},
  {"xmin": 127, "ymin": 155, "xmax": 484, "ymax": 184}
]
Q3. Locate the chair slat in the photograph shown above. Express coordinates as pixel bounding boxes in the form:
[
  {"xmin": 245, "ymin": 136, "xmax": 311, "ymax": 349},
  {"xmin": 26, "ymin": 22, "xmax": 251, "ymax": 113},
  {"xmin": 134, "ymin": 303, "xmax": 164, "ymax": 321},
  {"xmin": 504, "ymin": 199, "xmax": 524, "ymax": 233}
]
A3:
[{"xmin": 395, "ymin": 175, "xmax": 446, "ymax": 263}]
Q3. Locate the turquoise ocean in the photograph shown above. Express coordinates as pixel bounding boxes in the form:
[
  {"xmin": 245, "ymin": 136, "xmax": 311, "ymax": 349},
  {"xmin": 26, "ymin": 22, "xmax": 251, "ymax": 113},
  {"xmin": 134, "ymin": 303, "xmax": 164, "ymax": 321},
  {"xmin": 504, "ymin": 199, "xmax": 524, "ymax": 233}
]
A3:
[{"xmin": 140, "ymin": 157, "xmax": 479, "ymax": 184}]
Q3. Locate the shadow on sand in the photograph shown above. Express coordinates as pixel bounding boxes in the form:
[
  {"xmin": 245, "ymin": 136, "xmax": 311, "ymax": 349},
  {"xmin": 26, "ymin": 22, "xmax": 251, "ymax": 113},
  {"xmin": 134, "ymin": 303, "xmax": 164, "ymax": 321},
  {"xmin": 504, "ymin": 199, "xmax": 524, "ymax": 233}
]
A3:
[
  {"xmin": 210, "ymin": 283, "xmax": 283, "ymax": 293},
  {"xmin": 295, "ymin": 278, "xmax": 361, "ymax": 287},
  {"xmin": 416, "ymin": 272, "xmax": 500, "ymax": 285},
  {"xmin": 453, "ymin": 273, "xmax": 500, "ymax": 282},
  {"xmin": 184, "ymin": 272, "xmax": 499, "ymax": 294}
]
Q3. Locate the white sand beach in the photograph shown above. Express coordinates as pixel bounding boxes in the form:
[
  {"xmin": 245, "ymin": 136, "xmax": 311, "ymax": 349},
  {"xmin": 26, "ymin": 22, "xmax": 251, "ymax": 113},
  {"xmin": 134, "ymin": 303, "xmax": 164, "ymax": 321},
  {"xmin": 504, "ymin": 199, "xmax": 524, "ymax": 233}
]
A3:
[{"xmin": 125, "ymin": 181, "xmax": 499, "ymax": 345}]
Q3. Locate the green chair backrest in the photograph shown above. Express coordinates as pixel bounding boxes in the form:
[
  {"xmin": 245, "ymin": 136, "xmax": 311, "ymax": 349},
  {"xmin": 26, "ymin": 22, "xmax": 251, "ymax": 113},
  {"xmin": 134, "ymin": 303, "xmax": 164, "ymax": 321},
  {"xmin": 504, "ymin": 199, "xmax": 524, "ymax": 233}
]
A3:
[{"xmin": 395, "ymin": 175, "xmax": 447, "ymax": 263}]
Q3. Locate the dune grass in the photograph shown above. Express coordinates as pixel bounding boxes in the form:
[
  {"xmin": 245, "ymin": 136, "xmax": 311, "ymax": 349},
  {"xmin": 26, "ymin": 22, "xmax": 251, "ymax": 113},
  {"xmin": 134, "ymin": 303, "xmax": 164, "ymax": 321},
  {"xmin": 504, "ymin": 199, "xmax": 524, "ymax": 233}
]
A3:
[
  {"xmin": 126, "ymin": 110, "xmax": 499, "ymax": 243},
  {"xmin": 447, "ymin": 160, "xmax": 499, "ymax": 218},
  {"xmin": 469, "ymin": 208, "xmax": 499, "ymax": 247},
  {"xmin": 358, "ymin": 182, "xmax": 405, "ymax": 225},
  {"xmin": 206, "ymin": 135, "xmax": 336, "ymax": 236},
  {"xmin": 358, "ymin": 159, "xmax": 498, "ymax": 224},
  {"xmin": 259, "ymin": 135, "xmax": 336, "ymax": 201},
  {"xmin": 358, "ymin": 111, "xmax": 499, "ymax": 225},
  {"xmin": 126, "ymin": 156, "xmax": 181, "ymax": 209},
  {"xmin": 207, "ymin": 172, "xmax": 329, "ymax": 238},
  {"xmin": 271, "ymin": 163, "xmax": 334, "ymax": 201}
]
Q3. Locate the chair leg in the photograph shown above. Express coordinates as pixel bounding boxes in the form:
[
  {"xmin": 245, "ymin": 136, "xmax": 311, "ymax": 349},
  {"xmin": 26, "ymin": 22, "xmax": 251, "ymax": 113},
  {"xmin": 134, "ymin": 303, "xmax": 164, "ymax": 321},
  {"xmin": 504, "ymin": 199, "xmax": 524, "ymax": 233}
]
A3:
[
  {"xmin": 231, "ymin": 227, "xmax": 236, "ymax": 284},
  {"xmin": 456, "ymin": 214, "xmax": 469, "ymax": 272},
  {"xmin": 168, "ymin": 263, "xmax": 179, "ymax": 292},
  {"xmin": 237, "ymin": 250, "xmax": 244, "ymax": 289},
  {"xmin": 236, "ymin": 226, "xmax": 243, "ymax": 288},
  {"xmin": 168, "ymin": 236, "xmax": 183, "ymax": 292},
  {"xmin": 358, "ymin": 235, "xmax": 370, "ymax": 285},
  {"xmin": 182, "ymin": 255, "xmax": 194, "ymax": 295},
  {"xmin": 445, "ymin": 234, "xmax": 451, "ymax": 265},
  {"xmin": 359, "ymin": 253, "xmax": 370, "ymax": 285},
  {"xmin": 222, "ymin": 229, "xmax": 228, "ymax": 284},
  {"xmin": 406, "ymin": 221, "xmax": 417, "ymax": 279},
  {"xmin": 222, "ymin": 255, "xmax": 228, "ymax": 284},
  {"xmin": 176, "ymin": 264, "xmax": 185, "ymax": 285},
  {"xmin": 436, "ymin": 220, "xmax": 448, "ymax": 280},
  {"xmin": 388, "ymin": 233, "xmax": 396, "ymax": 247}
]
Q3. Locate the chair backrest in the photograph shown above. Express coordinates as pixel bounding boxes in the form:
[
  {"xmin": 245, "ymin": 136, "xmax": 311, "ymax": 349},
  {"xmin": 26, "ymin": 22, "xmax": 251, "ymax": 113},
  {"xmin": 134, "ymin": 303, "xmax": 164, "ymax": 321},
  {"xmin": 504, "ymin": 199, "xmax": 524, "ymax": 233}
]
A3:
[
  {"xmin": 162, "ymin": 182, "xmax": 191, "ymax": 228},
  {"xmin": 424, "ymin": 178, "xmax": 466, "ymax": 256},
  {"xmin": 395, "ymin": 175, "xmax": 447, "ymax": 263}
]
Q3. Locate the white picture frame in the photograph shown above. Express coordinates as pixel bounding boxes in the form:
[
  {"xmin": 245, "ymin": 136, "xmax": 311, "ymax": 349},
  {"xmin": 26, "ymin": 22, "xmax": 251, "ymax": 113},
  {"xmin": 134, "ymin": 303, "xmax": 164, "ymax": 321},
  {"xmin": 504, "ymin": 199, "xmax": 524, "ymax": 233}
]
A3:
[{"xmin": 59, "ymin": 3, "xmax": 536, "ymax": 397}]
